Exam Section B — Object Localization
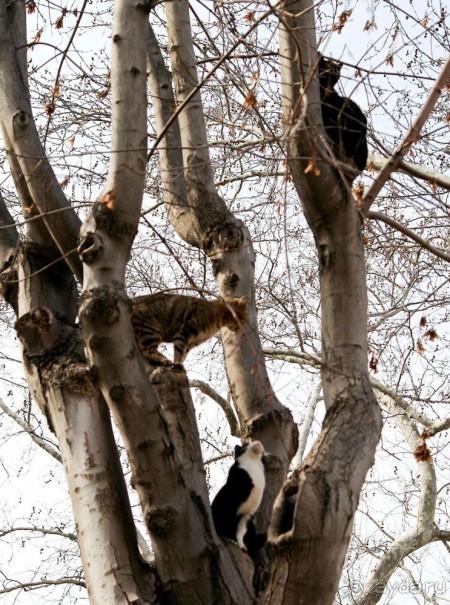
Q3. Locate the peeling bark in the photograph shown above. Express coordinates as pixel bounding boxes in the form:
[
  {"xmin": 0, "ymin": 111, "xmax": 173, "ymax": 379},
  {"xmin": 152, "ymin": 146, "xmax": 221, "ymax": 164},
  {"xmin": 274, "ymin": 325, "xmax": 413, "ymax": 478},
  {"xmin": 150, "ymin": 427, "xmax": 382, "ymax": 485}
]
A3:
[
  {"xmin": 0, "ymin": 4, "xmax": 159, "ymax": 601},
  {"xmin": 15, "ymin": 305, "xmax": 158, "ymax": 605}
]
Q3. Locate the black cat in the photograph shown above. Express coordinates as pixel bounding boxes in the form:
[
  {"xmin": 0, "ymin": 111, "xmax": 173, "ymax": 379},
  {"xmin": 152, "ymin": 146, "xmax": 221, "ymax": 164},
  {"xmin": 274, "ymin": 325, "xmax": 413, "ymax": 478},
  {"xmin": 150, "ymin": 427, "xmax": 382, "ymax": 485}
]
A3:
[{"xmin": 319, "ymin": 56, "xmax": 368, "ymax": 171}]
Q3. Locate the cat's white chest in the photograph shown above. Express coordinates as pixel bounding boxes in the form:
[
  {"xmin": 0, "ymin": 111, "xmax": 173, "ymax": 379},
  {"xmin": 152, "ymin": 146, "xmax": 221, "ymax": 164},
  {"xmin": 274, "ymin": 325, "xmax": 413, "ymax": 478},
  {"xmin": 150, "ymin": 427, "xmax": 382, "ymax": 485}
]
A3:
[{"xmin": 237, "ymin": 457, "xmax": 265, "ymax": 516}]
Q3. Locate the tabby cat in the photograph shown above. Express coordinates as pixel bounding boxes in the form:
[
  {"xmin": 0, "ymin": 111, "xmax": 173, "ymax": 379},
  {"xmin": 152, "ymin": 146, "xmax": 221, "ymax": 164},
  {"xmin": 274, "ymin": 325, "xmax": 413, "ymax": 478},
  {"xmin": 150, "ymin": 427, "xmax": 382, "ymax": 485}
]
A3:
[{"xmin": 131, "ymin": 292, "xmax": 248, "ymax": 367}]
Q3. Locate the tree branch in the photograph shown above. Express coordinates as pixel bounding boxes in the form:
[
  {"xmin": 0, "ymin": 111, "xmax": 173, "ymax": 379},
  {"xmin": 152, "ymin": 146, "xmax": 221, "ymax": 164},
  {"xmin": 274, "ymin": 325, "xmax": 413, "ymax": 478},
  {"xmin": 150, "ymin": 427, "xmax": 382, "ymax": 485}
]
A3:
[
  {"xmin": 356, "ymin": 394, "xmax": 438, "ymax": 605},
  {"xmin": 162, "ymin": 0, "xmax": 298, "ymax": 543},
  {"xmin": 368, "ymin": 153, "xmax": 450, "ymax": 191},
  {"xmin": 0, "ymin": 577, "xmax": 86, "ymax": 594},
  {"xmin": 367, "ymin": 211, "xmax": 450, "ymax": 263},
  {"xmin": 190, "ymin": 379, "xmax": 240, "ymax": 437},
  {"xmin": 264, "ymin": 346, "xmax": 450, "ymax": 436},
  {"xmin": 291, "ymin": 378, "xmax": 322, "ymax": 467},
  {"xmin": 0, "ymin": 525, "xmax": 76, "ymax": 542},
  {"xmin": 362, "ymin": 57, "xmax": 450, "ymax": 215},
  {"xmin": 0, "ymin": 3, "xmax": 82, "ymax": 280},
  {"xmin": 0, "ymin": 396, "xmax": 62, "ymax": 463}
]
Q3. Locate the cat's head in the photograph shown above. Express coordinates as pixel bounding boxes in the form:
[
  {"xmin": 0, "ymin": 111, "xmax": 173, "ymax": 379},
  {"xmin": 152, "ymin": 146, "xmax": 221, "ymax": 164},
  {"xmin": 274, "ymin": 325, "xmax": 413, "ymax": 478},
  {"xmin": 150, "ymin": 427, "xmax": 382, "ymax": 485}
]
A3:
[
  {"xmin": 318, "ymin": 55, "xmax": 342, "ymax": 92},
  {"xmin": 234, "ymin": 440, "xmax": 265, "ymax": 463}
]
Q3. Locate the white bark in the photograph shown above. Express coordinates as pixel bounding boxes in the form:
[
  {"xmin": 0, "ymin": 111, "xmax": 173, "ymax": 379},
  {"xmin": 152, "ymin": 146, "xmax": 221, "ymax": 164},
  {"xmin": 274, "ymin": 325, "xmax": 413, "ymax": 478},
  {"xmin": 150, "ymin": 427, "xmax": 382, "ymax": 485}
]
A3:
[
  {"xmin": 1, "ymin": 3, "xmax": 159, "ymax": 602},
  {"xmin": 291, "ymin": 378, "xmax": 322, "ymax": 467},
  {"xmin": 49, "ymin": 385, "xmax": 157, "ymax": 605},
  {"xmin": 157, "ymin": 0, "xmax": 299, "ymax": 549},
  {"xmin": 261, "ymin": 346, "xmax": 449, "ymax": 603},
  {"xmin": 78, "ymin": 3, "xmax": 252, "ymax": 602},
  {"xmin": 356, "ymin": 393, "xmax": 440, "ymax": 605},
  {"xmin": 0, "ymin": 3, "xmax": 82, "ymax": 279},
  {"xmin": 12, "ymin": 286, "xmax": 157, "ymax": 604},
  {"xmin": 368, "ymin": 152, "xmax": 450, "ymax": 191}
]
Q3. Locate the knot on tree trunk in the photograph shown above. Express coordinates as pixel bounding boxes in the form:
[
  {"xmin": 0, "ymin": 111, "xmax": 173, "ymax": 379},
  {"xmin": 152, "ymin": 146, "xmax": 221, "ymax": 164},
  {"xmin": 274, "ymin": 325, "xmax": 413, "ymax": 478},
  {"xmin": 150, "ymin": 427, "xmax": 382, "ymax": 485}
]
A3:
[
  {"xmin": 146, "ymin": 505, "xmax": 178, "ymax": 537},
  {"xmin": 243, "ymin": 408, "xmax": 299, "ymax": 460},
  {"xmin": 14, "ymin": 307, "xmax": 90, "ymax": 429},
  {"xmin": 15, "ymin": 307, "xmax": 77, "ymax": 360},
  {"xmin": 62, "ymin": 363, "xmax": 97, "ymax": 396},
  {"xmin": 77, "ymin": 231, "xmax": 104, "ymax": 264},
  {"xmin": 79, "ymin": 286, "xmax": 123, "ymax": 326},
  {"xmin": 91, "ymin": 201, "xmax": 137, "ymax": 239},
  {"xmin": 205, "ymin": 222, "xmax": 245, "ymax": 255},
  {"xmin": 12, "ymin": 108, "xmax": 30, "ymax": 132}
]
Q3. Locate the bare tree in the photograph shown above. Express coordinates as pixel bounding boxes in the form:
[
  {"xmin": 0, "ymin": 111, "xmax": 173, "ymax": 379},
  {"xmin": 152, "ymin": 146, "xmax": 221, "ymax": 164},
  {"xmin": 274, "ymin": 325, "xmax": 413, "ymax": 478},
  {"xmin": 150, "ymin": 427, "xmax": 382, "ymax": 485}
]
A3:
[{"xmin": 1, "ymin": 1, "xmax": 449, "ymax": 604}]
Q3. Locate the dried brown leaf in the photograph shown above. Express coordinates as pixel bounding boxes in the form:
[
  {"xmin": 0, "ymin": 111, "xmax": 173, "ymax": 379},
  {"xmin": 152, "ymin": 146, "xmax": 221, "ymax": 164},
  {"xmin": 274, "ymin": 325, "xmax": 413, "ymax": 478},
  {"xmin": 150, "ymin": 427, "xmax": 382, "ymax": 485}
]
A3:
[
  {"xmin": 413, "ymin": 431, "xmax": 432, "ymax": 463},
  {"xmin": 45, "ymin": 102, "xmax": 55, "ymax": 116},
  {"xmin": 413, "ymin": 443, "xmax": 432, "ymax": 463},
  {"xmin": 363, "ymin": 19, "xmax": 377, "ymax": 31},
  {"xmin": 333, "ymin": 9, "xmax": 352, "ymax": 32},
  {"xmin": 244, "ymin": 91, "xmax": 257, "ymax": 109},
  {"xmin": 33, "ymin": 29, "xmax": 43, "ymax": 44},
  {"xmin": 353, "ymin": 181, "xmax": 365, "ymax": 203},
  {"xmin": 59, "ymin": 177, "xmax": 70, "ymax": 190},
  {"xmin": 424, "ymin": 328, "xmax": 438, "ymax": 341},
  {"xmin": 98, "ymin": 85, "xmax": 111, "ymax": 100}
]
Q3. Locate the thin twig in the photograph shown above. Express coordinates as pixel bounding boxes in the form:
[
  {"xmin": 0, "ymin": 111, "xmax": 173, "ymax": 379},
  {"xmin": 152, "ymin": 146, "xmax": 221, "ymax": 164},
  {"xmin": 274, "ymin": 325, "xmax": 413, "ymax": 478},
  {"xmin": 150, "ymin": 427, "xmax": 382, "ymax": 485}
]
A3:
[{"xmin": 367, "ymin": 210, "xmax": 450, "ymax": 263}]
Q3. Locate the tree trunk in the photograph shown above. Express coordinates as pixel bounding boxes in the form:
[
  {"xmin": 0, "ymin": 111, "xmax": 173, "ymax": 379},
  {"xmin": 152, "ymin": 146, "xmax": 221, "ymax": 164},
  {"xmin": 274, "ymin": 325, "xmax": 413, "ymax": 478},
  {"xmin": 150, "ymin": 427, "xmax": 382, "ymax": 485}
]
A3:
[
  {"xmin": 263, "ymin": 3, "xmax": 382, "ymax": 603},
  {"xmin": 77, "ymin": 1, "xmax": 255, "ymax": 602},
  {"xmin": 155, "ymin": 0, "xmax": 299, "ymax": 533}
]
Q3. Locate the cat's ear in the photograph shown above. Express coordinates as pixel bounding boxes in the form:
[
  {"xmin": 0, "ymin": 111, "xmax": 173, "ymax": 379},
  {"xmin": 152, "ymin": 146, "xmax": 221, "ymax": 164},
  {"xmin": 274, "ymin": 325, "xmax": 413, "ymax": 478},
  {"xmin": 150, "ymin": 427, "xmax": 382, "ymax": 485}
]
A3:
[{"xmin": 234, "ymin": 444, "xmax": 245, "ymax": 458}]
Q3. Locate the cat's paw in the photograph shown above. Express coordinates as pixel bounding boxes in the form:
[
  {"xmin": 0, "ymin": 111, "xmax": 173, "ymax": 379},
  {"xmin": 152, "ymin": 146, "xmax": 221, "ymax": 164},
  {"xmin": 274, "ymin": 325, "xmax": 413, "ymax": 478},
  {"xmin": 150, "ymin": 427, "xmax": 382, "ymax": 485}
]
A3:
[
  {"xmin": 222, "ymin": 538, "xmax": 249, "ymax": 554},
  {"xmin": 149, "ymin": 366, "xmax": 168, "ymax": 383}
]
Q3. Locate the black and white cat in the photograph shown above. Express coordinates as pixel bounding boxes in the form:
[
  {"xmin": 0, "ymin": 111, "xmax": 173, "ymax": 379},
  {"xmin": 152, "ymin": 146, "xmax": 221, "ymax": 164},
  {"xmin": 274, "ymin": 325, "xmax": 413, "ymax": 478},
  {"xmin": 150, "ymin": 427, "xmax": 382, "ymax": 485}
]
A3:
[{"xmin": 211, "ymin": 441, "xmax": 266, "ymax": 554}]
